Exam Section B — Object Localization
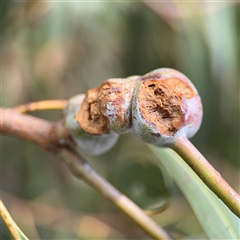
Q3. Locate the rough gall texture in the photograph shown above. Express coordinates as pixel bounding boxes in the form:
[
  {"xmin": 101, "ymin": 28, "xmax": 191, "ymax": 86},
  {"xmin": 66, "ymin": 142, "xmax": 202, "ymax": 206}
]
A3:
[
  {"xmin": 76, "ymin": 84, "xmax": 109, "ymax": 135},
  {"xmin": 76, "ymin": 68, "xmax": 203, "ymax": 147},
  {"xmin": 106, "ymin": 76, "xmax": 140, "ymax": 133},
  {"xmin": 77, "ymin": 76, "xmax": 140, "ymax": 134},
  {"xmin": 132, "ymin": 68, "xmax": 203, "ymax": 146},
  {"xmin": 140, "ymin": 77, "xmax": 196, "ymax": 136},
  {"xmin": 64, "ymin": 94, "xmax": 119, "ymax": 155},
  {"xmin": 142, "ymin": 68, "xmax": 198, "ymax": 94}
]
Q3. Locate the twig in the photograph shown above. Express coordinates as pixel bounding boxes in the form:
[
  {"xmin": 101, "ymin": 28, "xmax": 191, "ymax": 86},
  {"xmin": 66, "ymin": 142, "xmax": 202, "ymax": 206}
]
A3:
[
  {"xmin": 172, "ymin": 136, "xmax": 240, "ymax": 218},
  {"xmin": 0, "ymin": 108, "xmax": 64, "ymax": 152},
  {"xmin": 0, "ymin": 199, "xmax": 29, "ymax": 240},
  {"xmin": 59, "ymin": 149, "xmax": 172, "ymax": 239},
  {"xmin": 13, "ymin": 100, "xmax": 68, "ymax": 114},
  {"xmin": 0, "ymin": 108, "xmax": 172, "ymax": 239}
]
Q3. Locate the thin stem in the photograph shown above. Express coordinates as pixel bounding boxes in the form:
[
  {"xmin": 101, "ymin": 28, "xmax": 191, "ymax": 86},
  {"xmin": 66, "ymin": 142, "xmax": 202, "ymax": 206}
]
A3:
[
  {"xmin": 0, "ymin": 199, "xmax": 29, "ymax": 240},
  {"xmin": 0, "ymin": 108, "xmax": 172, "ymax": 239},
  {"xmin": 0, "ymin": 108, "xmax": 63, "ymax": 151},
  {"xmin": 59, "ymin": 149, "xmax": 172, "ymax": 240},
  {"xmin": 14, "ymin": 100, "xmax": 68, "ymax": 114},
  {"xmin": 172, "ymin": 136, "xmax": 240, "ymax": 218}
]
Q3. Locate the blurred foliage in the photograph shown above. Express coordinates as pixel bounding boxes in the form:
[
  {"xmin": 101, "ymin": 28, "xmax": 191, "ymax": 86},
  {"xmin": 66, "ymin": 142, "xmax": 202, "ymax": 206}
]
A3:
[{"xmin": 1, "ymin": 1, "xmax": 239, "ymax": 239}]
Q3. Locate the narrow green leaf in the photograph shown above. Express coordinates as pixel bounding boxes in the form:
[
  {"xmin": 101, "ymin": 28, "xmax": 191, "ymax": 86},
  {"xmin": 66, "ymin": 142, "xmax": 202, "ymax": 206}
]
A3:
[{"xmin": 150, "ymin": 146, "xmax": 239, "ymax": 239}]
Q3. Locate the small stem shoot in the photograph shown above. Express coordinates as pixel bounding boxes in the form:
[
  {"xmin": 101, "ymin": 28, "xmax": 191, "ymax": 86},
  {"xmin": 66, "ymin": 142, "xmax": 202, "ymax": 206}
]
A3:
[
  {"xmin": 172, "ymin": 136, "xmax": 240, "ymax": 218},
  {"xmin": 14, "ymin": 100, "xmax": 68, "ymax": 114}
]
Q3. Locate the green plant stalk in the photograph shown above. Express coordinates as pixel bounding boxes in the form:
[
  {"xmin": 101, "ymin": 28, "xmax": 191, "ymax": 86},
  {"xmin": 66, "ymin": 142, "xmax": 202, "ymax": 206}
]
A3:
[
  {"xmin": 59, "ymin": 149, "xmax": 172, "ymax": 240},
  {"xmin": 0, "ymin": 108, "xmax": 172, "ymax": 239},
  {"xmin": 0, "ymin": 200, "xmax": 29, "ymax": 240},
  {"xmin": 172, "ymin": 136, "xmax": 240, "ymax": 218}
]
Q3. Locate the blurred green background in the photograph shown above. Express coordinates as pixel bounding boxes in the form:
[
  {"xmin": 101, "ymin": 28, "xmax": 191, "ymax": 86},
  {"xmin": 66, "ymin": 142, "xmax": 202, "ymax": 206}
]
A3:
[{"xmin": 1, "ymin": 1, "xmax": 239, "ymax": 239}]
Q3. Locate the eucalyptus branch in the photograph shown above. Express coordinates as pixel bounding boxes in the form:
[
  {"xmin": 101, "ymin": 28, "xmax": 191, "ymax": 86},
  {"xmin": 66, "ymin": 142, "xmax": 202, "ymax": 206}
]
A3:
[
  {"xmin": 2, "ymin": 67, "xmax": 239, "ymax": 239},
  {"xmin": 0, "ymin": 108, "xmax": 171, "ymax": 240}
]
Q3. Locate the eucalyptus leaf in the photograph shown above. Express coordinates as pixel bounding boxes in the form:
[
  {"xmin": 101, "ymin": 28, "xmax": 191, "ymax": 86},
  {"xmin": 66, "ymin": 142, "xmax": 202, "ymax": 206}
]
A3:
[{"xmin": 150, "ymin": 146, "xmax": 239, "ymax": 239}]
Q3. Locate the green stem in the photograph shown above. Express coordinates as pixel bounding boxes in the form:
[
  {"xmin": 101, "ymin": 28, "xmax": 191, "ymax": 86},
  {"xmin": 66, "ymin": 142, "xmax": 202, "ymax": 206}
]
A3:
[
  {"xmin": 172, "ymin": 136, "xmax": 240, "ymax": 218},
  {"xmin": 0, "ymin": 200, "xmax": 29, "ymax": 240},
  {"xmin": 0, "ymin": 108, "xmax": 172, "ymax": 239},
  {"xmin": 59, "ymin": 149, "xmax": 172, "ymax": 240}
]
